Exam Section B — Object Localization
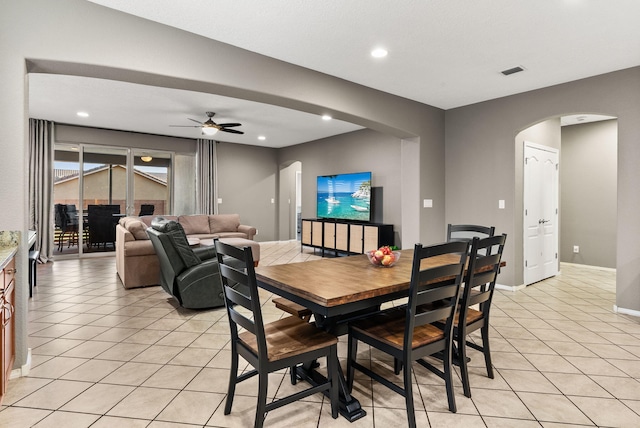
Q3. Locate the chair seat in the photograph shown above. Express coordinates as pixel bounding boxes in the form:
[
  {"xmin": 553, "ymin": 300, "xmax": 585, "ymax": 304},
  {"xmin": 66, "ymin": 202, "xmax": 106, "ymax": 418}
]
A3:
[
  {"xmin": 239, "ymin": 316, "xmax": 337, "ymax": 362},
  {"xmin": 350, "ymin": 308, "xmax": 445, "ymax": 350},
  {"xmin": 273, "ymin": 297, "xmax": 312, "ymax": 319},
  {"xmin": 456, "ymin": 307, "xmax": 483, "ymax": 326}
]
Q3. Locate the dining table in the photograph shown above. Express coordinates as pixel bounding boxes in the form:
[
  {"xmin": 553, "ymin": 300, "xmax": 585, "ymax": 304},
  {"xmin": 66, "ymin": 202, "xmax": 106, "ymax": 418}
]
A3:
[{"xmin": 255, "ymin": 249, "xmax": 459, "ymax": 422}]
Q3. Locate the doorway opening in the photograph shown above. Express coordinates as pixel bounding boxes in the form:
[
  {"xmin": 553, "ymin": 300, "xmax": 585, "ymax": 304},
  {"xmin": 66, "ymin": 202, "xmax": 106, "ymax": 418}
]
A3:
[{"xmin": 518, "ymin": 114, "xmax": 617, "ymax": 286}]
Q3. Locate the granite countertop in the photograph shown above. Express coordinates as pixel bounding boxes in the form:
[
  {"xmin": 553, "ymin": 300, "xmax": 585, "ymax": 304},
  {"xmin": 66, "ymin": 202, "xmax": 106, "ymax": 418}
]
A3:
[{"xmin": 0, "ymin": 231, "xmax": 20, "ymax": 271}]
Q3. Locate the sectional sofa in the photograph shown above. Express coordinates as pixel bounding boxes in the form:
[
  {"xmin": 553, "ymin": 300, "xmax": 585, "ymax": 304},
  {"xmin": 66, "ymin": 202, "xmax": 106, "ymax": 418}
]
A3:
[{"xmin": 115, "ymin": 214, "xmax": 256, "ymax": 289}]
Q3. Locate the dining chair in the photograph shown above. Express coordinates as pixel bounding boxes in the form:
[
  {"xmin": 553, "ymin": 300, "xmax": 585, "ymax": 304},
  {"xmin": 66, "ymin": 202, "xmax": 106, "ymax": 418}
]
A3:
[
  {"xmin": 138, "ymin": 204, "xmax": 155, "ymax": 216},
  {"xmin": 455, "ymin": 233, "xmax": 507, "ymax": 398},
  {"xmin": 346, "ymin": 240, "xmax": 470, "ymax": 427},
  {"xmin": 215, "ymin": 239, "xmax": 339, "ymax": 428},
  {"xmin": 446, "ymin": 224, "xmax": 495, "ymax": 242}
]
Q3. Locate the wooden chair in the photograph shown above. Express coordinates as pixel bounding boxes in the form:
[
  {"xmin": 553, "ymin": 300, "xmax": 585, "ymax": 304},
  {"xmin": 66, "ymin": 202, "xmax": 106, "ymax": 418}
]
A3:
[
  {"xmin": 214, "ymin": 239, "xmax": 339, "ymax": 428},
  {"xmin": 346, "ymin": 240, "xmax": 470, "ymax": 427},
  {"xmin": 455, "ymin": 234, "xmax": 507, "ymax": 398},
  {"xmin": 446, "ymin": 224, "xmax": 495, "ymax": 242},
  {"xmin": 138, "ymin": 204, "xmax": 155, "ymax": 216}
]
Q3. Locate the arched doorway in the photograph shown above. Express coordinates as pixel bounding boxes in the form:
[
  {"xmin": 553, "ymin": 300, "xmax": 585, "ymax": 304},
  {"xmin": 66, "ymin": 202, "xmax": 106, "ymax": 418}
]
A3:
[{"xmin": 517, "ymin": 113, "xmax": 617, "ymax": 285}]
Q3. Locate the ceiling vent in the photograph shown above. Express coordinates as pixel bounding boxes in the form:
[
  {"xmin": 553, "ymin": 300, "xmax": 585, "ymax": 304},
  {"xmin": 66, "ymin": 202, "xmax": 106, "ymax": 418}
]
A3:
[{"xmin": 501, "ymin": 66, "xmax": 524, "ymax": 76}]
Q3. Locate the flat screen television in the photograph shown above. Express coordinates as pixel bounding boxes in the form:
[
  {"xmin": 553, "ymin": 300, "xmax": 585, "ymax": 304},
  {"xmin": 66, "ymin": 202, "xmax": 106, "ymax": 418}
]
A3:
[{"xmin": 317, "ymin": 171, "xmax": 372, "ymax": 222}]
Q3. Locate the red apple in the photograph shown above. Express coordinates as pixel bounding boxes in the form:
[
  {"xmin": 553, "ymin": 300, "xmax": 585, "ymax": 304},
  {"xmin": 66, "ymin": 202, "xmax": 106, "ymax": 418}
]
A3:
[
  {"xmin": 374, "ymin": 250, "xmax": 385, "ymax": 261},
  {"xmin": 381, "ymin": 254, "xmax": 395, "ymax": 266}
]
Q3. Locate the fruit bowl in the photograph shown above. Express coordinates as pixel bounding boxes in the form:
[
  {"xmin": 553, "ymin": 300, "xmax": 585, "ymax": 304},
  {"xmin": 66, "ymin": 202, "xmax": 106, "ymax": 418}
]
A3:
[{"xmin": 367, "ymin": 248, "xmax": 401, "ymax": 267}]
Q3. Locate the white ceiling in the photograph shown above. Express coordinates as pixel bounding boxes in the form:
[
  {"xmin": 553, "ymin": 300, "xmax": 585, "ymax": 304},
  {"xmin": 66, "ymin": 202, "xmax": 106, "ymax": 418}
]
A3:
[
  {"xmin": 28, "ymin": 74, "xmax": 363, "ymax": 148},
  {"xmin": 29, "ymin": 0, "xmax": 640, "ymax": 146}
]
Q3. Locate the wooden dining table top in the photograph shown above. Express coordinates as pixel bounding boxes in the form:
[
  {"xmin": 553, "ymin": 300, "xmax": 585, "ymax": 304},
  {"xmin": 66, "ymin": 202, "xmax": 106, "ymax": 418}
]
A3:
[{"xmin": 255, "ymin": 249, "xmax": 462, "ymax": 311}]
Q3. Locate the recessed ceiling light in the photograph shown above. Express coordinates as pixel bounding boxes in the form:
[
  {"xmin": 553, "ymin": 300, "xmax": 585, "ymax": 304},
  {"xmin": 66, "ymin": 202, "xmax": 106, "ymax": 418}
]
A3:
[
  {"xmin": 576, "ymin": 116, "xmax": 587, "ymax": 122},
  {"xmin": 76, "ymin": 111, "xmax": 89, "ymax": 118},
  {"xmin": 258, "ymin": 136, "xmax": 266, "ymax": 141},
  {"xmin": 371, "ymin": 48, "xmax": 388, "ymax": 58},
  {"xmin": 322, "ymin": 115, "xmax": 332, "ymax": 121}
]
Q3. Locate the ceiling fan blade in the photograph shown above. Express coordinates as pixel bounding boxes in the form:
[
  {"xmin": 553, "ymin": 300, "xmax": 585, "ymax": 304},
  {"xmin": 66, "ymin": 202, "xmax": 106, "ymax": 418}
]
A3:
[
  {"xmin": 218, "ymin": 123, "xmax": 242, "ymax": 128},
  {"xmin": 219, "ymin": 128, "xmax": 244, "ymax": 134},
  {"xmin": 188, "ymin": 118, "xmax": 204, "ymax": 125},
  {"xmin": 169, "ymin": 125, "xmax": 201, "ymax": 128}
]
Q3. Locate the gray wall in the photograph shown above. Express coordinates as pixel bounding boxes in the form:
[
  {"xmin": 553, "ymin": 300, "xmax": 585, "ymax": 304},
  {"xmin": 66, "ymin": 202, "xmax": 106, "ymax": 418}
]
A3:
[
  {"xmin": 215, "ymin": 142, "xmax": 279, "ymax": 242},
  {"xmin": 279, "ymin": 129, "xmax": 404, "ymax": 246},
  {"xmin": 560, "ymin": 120, "xmax": 617, "ymax": 268},
  {"xmin": 445, "ymin": 67, "xmax": 640, "ymax": 313}
]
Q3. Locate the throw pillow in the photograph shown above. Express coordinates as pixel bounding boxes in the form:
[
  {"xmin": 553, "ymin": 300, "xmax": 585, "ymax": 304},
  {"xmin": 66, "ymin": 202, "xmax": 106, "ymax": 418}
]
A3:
[{"xmin": 126, "ymin": 219, "xmax": 149, "ymax": 240}]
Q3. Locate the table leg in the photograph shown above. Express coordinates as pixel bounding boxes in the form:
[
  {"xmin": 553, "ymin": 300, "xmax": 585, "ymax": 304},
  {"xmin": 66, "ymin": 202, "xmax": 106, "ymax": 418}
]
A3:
[{"xmin": 296, "ymin": 359, "xmax": 367, "ymax": 422}]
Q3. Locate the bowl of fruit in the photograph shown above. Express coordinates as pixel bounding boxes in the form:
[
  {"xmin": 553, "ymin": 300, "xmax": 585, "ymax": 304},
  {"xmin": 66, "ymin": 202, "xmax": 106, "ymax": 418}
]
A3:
[{"xmin": 367, "ymin": 246, "xmax": 401, "ymax": 267}]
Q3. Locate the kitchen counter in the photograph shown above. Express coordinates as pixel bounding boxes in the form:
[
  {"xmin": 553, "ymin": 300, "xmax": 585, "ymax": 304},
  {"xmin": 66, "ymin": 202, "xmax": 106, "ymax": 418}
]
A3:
[{"xmin": 0, "ymin": 231, "xmax": 19, "ymax": 271}]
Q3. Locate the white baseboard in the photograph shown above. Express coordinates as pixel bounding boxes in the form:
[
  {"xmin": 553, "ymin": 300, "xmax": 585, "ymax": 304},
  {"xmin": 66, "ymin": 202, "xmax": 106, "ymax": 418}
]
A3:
[
  {"xmin": 560, "ymin": 262, "xmax": 616, "ymax": 272},
  {"xmin": 613, "ymin": 305, "xmax": 640, "ymax": 318},
  {"xmin": 9, "ymin": 348, "xmax": 31, "ymax": 380},
  {"xmin": 495, "ymin": 283, "xmax": 526, "ymax": 292}
]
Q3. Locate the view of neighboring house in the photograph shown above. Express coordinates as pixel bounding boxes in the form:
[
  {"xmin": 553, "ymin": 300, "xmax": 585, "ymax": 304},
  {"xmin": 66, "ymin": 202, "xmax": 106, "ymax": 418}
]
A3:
[{"xmin": 54, "ymin": 165, "xmax": 168, "ymax": 215}]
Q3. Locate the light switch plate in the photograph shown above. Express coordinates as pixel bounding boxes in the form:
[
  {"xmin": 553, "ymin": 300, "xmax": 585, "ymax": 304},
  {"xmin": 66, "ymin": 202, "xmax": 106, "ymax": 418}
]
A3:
[
  {"xmin": 217, "ymin": 198, "xmax": 222, "ymax": 204},
  {"xmin": 498, "ymin": 199, "xmax": 505, "ymax": 209},
  {"xmin": 423, "ymin": 199, "xmax": 433, "ymax": 208}
]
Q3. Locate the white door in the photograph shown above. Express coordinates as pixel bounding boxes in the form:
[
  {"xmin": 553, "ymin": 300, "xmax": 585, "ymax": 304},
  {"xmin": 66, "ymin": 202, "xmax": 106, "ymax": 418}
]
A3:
[{"xmin": 524, "ymin": 142, "xmax": 559, "ymax": 285}]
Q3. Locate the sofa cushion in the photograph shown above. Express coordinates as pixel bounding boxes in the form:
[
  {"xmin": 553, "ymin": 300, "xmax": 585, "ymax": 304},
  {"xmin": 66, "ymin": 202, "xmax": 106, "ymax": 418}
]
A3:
[
  {"xmin": 120, "ymin": 217, "xmax": 150, "ymax": 240},
  {"xmin": 179, "ymin": 215, "xmax": 210, "ymax": 235},
  {"xmin": 209, "ymin": 214, "xmax": 240, "ymax": 234}
]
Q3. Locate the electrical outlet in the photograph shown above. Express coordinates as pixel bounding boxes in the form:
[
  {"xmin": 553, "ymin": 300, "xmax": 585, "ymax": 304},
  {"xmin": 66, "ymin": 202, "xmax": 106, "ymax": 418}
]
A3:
[{"xmin": 573, "ymin": 245, "xmax": 579, "ymax": 253}]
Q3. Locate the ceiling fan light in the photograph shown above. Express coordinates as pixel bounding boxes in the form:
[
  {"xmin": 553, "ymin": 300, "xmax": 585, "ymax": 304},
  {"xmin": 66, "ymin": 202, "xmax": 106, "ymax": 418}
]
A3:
[
  {"xmin": 141, "ymin": 156, "xmax": 153, "ymax": 162},
  {"xmin": 202, "ymin": 126, "xmax": 218, "ymax": 136}
]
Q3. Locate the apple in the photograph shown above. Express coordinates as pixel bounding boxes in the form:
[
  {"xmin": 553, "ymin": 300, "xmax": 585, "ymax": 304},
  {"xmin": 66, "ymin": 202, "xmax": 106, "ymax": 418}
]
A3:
[
  {"xmin": 374, "ymin": 250, "xmax": 385, "ymax": 261},
  {"xmin": 381, "ymin": 253, "xmax": 395, "ymax": 266}
]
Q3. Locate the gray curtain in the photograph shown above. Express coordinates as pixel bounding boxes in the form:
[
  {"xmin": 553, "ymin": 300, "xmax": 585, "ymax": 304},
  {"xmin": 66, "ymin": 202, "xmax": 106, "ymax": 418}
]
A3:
[
  {"xmin": 28, "ymin": 119, "xmax": 55, "ymax": 262},
  {"xmin": 196, "ymin": 138, "xmax": 217, "ymax": 214}
]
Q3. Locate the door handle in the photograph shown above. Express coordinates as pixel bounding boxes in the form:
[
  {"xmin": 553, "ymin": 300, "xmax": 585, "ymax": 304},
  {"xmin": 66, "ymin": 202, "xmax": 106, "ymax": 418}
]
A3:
[{"xmin": 538, "ymin": 219, "xmax": 550, "ymax": 224}]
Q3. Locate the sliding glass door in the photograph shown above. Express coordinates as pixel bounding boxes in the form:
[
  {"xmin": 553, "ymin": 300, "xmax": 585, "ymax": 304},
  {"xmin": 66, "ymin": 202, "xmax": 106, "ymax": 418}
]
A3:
[
  {"xmin": 83, "ymin": 146, "xmax": 128, "ymax": 254},
  {"xmin": 53, "ymin": 144, "xmax": 173, "ymax": 257},
  {"xmin": 133, "ymin": 150, "xmax": 171, "ymax": 217},
  {"xmin": 53, "ymin": 144, "xmax": 81, "ymax": 256}
]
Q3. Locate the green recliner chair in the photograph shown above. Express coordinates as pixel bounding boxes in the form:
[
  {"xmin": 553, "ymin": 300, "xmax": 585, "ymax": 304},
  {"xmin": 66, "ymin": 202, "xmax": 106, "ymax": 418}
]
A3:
[{"xmin": 147, "ymin": 217, "xmax": 230, "ymax": 309}]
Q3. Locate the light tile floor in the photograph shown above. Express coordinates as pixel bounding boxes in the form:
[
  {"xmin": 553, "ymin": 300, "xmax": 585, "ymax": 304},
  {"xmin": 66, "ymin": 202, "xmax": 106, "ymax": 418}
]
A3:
[{"xmin": 2, "ymin": 241, "xmax": 640, "ymax": 427}]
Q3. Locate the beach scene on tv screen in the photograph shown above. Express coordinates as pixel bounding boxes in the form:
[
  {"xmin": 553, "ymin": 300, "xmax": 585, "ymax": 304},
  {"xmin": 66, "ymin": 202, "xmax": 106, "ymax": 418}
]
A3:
[{"xmin": 317, "ymin": 172, "xmax": 371, "ymax": 221}]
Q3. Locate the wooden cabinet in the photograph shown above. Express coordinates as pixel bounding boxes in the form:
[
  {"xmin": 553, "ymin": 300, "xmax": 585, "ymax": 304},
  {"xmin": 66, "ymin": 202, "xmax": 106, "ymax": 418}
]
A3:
[
  {"xmin": 301, "ymin": 219, "xmax": 394, "ymax": 256},
  {"xmin": 1, "ymin": 256, "xmax": 16, "ymax": 403}
]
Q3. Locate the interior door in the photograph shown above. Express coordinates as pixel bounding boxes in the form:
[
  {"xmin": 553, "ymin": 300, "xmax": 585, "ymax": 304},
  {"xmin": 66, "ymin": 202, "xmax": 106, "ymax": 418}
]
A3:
[{"xmin": 524, "ymin": 142, "xmax": 559, "ymax": 285}]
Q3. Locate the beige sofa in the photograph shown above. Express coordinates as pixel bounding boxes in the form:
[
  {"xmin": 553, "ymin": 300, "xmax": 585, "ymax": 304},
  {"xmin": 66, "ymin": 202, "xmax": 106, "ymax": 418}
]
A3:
[{"xmin": 116, "ymin": 214, "xmax": 256, "ymax": 289}]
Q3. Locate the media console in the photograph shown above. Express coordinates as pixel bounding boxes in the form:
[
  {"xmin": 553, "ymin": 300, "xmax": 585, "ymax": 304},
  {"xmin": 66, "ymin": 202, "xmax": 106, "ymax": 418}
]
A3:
[{"xmin": 301, "ymin": 218, "xmax": 394, "ymax": 257}]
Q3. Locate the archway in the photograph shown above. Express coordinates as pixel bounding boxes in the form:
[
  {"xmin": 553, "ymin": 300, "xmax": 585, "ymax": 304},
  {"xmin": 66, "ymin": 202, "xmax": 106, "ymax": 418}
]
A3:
[{"xmin": 516, "ymin": 113, "xmax": 617, "ymax": 286}]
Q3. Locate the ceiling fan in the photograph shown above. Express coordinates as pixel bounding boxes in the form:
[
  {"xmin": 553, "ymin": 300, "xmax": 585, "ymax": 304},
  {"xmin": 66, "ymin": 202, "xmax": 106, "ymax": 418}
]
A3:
[{"xmin": 170, "ymin": 111, "xmax": 244, "ymax": 136}]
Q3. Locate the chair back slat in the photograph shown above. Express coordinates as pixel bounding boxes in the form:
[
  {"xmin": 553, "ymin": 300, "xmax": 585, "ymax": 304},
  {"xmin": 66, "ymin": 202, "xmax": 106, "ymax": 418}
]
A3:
[
  {"xmin": 414, "ymin": 305, "xmax": 454, "ymax": 327},
  {"xmin": 447, "ymin": 224, "xmax": 495, "ymax": 242},
  {"xmin": 404, "ymin": 240, "xmax": 469, "ymax": 349},
  {"xmin": 216, "ymin": 239, "xmax": 268, "ymax": 360},
  {"xmin": 228, "ymin": 308, "xmax": 257, "ymax": 334},
  {"xmin": 458, "ymin": 234, "xmax": 507, "ymax": 327},
  {"xmin": 223, "ymin": 284, "xmax": 252, "ymax": 311},
  {"xmin": 414, "ymin": 282, "xmax": 458, "ymax": 307}
]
